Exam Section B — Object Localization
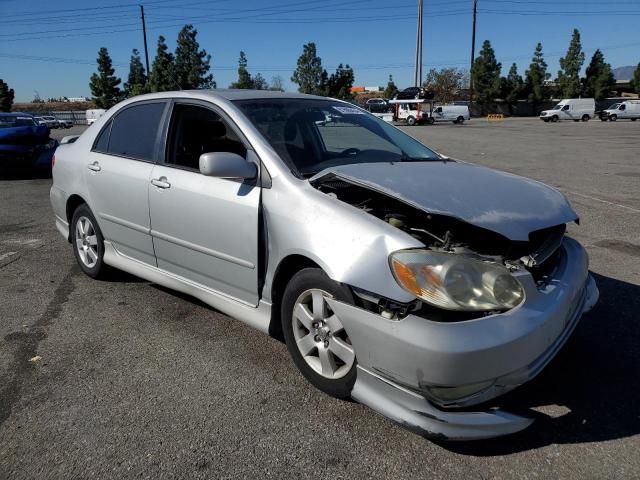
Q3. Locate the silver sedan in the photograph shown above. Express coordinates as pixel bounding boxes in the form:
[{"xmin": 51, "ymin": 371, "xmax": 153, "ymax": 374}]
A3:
[{"xmin": 50, "ymin": 90, "xmax": 598, "ymax": 440}]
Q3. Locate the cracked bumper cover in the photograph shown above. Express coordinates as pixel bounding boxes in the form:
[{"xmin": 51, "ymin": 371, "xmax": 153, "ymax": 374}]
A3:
[{"xmin": 327, "ymin": 237, "xmax": 599, "ymax": 440}]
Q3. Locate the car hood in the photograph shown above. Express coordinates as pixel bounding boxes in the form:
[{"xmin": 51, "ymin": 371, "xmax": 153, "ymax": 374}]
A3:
[{"xmin": 310, "ymin": 161, "xmax": 578, "ymax": 241}]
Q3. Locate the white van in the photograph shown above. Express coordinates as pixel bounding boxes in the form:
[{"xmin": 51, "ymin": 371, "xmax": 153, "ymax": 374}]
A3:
[
  {"xmin": 540, "ymin": 98, "xmax": 595, "ymax": 122},
  {"xmin": 431, "ymin": 105, "xmax": 471, "ymax": 124},
  {"xmin": 86, "ymin": 109, "xmax": 106, "ymax": 126},
  {"xmin": 601, "ymin": 100, "xmax": 640, "ymax": 122}
]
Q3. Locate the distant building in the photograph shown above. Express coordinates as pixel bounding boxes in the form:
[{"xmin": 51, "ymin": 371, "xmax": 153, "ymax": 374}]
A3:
[
  {"xmin": 65, "ymin": 97, "xmax": 89, "ymax": 102},
  {"xmin": 365, "ymin": 86, "xmax": 382, "ymax": 92},
  {"xmin": 350, "ymin": 86, "xmax": 366, "ymax": 93}
]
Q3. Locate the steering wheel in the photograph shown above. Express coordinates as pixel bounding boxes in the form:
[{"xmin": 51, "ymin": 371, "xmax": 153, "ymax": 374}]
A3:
[{"xmin": 340, "ymin": 147, "xmax": 361, "ymax": 157}]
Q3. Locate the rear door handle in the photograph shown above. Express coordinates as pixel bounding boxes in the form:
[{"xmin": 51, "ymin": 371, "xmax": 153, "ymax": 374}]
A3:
[
  {"xmin": 87, "ymin": 161, "xmax": 101, "ymax": 172},
  {"xmin": 151, "ymin": 177, "xmax": 171, "ymax": 189}
]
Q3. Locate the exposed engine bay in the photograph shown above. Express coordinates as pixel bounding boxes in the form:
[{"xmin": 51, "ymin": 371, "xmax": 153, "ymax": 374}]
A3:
[{"xmin": 312, "ymin": 176, "xmax": 568, "ymax": 319}]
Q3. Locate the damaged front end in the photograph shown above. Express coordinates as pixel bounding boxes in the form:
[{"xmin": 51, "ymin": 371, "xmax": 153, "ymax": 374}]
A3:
[{"xmin": 310, "ymin": 162, "xmax": 598, "ymax": 440}]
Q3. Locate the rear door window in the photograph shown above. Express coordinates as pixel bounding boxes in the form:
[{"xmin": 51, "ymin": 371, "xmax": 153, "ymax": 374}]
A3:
[{"xmin": 104, "ymin": 102, "xmax": 166, "ymax": 161}]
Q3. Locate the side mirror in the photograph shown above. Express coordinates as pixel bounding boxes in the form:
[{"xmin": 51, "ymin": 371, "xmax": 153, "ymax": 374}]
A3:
[{"xmin": 199, "ymin": 152, "xmax": 257, "ymax": 179}]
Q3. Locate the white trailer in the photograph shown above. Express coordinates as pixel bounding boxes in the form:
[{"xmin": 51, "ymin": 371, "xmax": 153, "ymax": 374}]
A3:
[{"xmin": 387, "ymin": 99, "xmax": 432, "ymax": 126}]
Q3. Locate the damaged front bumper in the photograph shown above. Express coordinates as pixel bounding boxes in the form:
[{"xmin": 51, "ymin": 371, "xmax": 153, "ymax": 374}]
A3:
[{"xmin": 327, "ymin": 237, "xmax": 599, "ymax": 440}]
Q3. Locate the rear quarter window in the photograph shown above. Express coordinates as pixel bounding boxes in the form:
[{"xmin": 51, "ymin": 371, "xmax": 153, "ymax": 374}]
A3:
[{"xmin": 101, "ymin": 102, "xmax": 166, "ymax": 161}]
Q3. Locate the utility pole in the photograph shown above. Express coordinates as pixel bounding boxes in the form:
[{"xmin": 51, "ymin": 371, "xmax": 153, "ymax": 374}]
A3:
[
  {"xmin": 140, "ymin": 5, "xmax": 150, "ymax": 79},
  {"xmin": 469, "ymin": 0, "xmax": 477, "ymax": 103},
  {"xmin": 414, "ymin": 0, "xmax": 423, "ymax": 87}
]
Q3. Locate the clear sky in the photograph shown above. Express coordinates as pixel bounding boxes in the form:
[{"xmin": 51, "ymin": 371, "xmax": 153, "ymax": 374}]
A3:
[{"xmin": 1, "ymin": 0, "xmax": 639, "ymax": 102}]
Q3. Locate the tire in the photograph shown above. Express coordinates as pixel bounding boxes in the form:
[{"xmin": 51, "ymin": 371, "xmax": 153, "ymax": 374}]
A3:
[
  {"xmin": 281, "ymin": 268, "xmax": 357, "ymax": 399},
  {"xmin": 71, "ymin": 204, "xmax": 109, "ymax": 279},
  {"xmin": 456, "ymin": 116, "xmax": 464, "ymax": 124},
  {"xmin": 600, "ymin": 116, "xmax": 608, "ymax": 122},
  {"xmin": 610, "ymin": 114, "xmax": 617, "ymax": 122},
  {"xmin": 406, "ymin": 116, "xmax": 416, "ymax": 126},
  {"xmin": 543, "ymin": 119, "xmax": 550, "ymax": 123},
  {"xmin": 581, "ymin": 114, "xmax": 590, "ymax": 122},
  {"xmin": 551, "ymin": 115, "xmax": 559, "ymax": 123},
  {"xmin": 631, "ymin": 118, "xmax": 637, "ymax": 122},
  {"xmin": 573, "ymin": 120, "xmax": 580, "ymax": 122}
]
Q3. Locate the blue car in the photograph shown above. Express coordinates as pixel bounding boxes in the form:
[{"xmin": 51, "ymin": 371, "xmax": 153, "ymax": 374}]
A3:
[{"xmin": 0, "ymin": 112, "xmax": 58, "ymax": 176}]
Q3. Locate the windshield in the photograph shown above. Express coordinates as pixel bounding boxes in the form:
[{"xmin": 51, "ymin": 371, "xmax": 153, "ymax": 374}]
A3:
[
  {"xmin": 233, "ymin": 98, "xmax": 439, "ymax": 177},
  {"xmin": 551, "ymin": 104, "xmax": 563, "ymax": 110},
  {"xmin": 608, "ymin": 103, "xmax": 620, "ymax": 110},
  {"xmin": 0, "ymin": 115, "xmax": 37, "ymax": 128}
]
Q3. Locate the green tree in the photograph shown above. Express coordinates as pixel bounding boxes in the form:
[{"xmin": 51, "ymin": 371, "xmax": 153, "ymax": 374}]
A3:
[
  {"xmin": 383, "ymin": 74, "xmax": 397, "ymax": 99},
  {"xmin": 252, "ymin": 73, "xmax": 269, "ymax": 90},
  {"xmin": 174, "ymin": 24, "xmax": 215, "ymax": 89},
  {"xmin": 230, "ymin": 51, "xmax": 253, "ymax": 89},
  {"xmin": 502, "ymin": 63, "xmax": 524, "ymax": 107},
  {"xmin": 557, "ymin": 29, "xmax": 585, "ymax": 98},
  {"xmin": 89, "ymin": 47, "xmax": 122, "ymax": 109},
  {"xmin": 630, "ymin": 63, "xmax": 640, "ymax": 95},
  {"xmin": 325, "ymin": 64, "xmax": 354, "ymax": 100},
  {"xmin": 149, "ymin": 36, "xmax": 176, "ymax": 92},
  {"xmin": 525, "ymin": 43, "xmax": 550, "ymax": 108},
  {"xmin": 291, "ymin": 42, "xmax": 325, "ymax": 94},
  {"xmin": 423, "ymin": 68, "xmax": 465, "ymax": 104},
  {"xmin": 0, "ymin": 78, "xmax": 15, "ymax": 112},
  {"xmin": 582, "ymin": 50, "xmax": 615, "ymax": 100},
  {"xmin": 471, "ymin": 40, "xmax": 502, "ymax": 111},
  {"xmin": 124, "ymin": 49, "xmax": 148, "ymax": 97}
]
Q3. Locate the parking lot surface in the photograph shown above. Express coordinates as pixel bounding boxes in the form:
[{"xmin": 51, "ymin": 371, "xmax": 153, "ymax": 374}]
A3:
[{"xmin": 1, "ymin": 118, "xmax": 639, "ymax": 479}]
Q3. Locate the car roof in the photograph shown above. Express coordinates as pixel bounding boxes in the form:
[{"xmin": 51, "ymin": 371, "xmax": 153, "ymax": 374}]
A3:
[{"xmin": 128, "ymin": 89, "xmax": 331, "ymax": 103}]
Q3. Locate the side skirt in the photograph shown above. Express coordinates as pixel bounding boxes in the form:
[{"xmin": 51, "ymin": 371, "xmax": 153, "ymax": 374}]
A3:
[{"xmin": 103, "ymin": 240, "xmax": 272, "ymax": 333}]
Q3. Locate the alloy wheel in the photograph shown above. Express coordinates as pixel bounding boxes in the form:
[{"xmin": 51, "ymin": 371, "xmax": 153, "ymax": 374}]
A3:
[
  {"xmin": 292, "ymin": 289, "xmax": 355, "ymax": 380},
  {"xmin": 75, "ymin": 216, "xmax": 99, "ymax": 268}
]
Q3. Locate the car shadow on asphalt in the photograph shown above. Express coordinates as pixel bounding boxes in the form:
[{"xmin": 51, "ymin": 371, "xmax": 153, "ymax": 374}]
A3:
[{"xmin": 441, "ymin": 272, "xmax": 640, "ymax": 455}]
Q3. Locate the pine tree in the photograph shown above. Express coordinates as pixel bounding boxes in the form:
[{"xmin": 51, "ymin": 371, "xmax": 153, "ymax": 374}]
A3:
[
  {"xmin": 582, "ymin": 50, "xmax": 615, "ymax": 100},
  {"xmin": 630, "ymin": 63, "xmax": 640, "ymax": 95},
  {"xmin": 383, "ymin": 74, "xmax": 397, "ymax": 99},
  {"xmin": 89, "ymin": 47, "xmax": 122, "ymax": 109},
  {"xmin": 325, "ymin": 64, "xmax": 355, "ymax": 100},
  {"xmin": 291, "ymin": 42, "xmax": 325, "ymax": 95},
  {"xmin": 0, "ymin": 78, "xmax": 15, "ymax": 112},
  {"xmin": 503, "ymin": 63, "xmax": 524, "ymax": 104},
  {"xmin": 557, "ymin": 29, "xmax": 585, "ymax": 98},
  {"xmin": 525, "ymin": 43, "xmax": 550, "ymax": 108},
  {"xmin": 174, "ymin": 25, "xmax": 214, "ymax": 89},
  {"xmin": 124, "ymin": 49, "xmax": 147, "ymax": 97},
  {"xmin": 149, "ymin": 36, "xmax": 176, "ymax": 92},
  {"xmin": 471, "ymin": 40, "xmax": 502, "ymax": 111},
  {"xmin": 230, "ymin": 51, "xmax": 253, "ymax": 89}
]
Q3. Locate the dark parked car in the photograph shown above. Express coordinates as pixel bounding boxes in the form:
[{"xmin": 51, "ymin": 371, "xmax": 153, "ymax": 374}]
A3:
[
  {"xmin": 0, "ymin": 113, "xmax": 58, "ymax": 176},
  {"xmin": 394, "ymin": 87, "xmax": 435, "ymax": 101}
]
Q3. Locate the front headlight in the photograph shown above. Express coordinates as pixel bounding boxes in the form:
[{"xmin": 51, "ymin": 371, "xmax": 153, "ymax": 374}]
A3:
[{"xmin": 389, "ymin": 249, "xmax": 524, "ymax": 311}]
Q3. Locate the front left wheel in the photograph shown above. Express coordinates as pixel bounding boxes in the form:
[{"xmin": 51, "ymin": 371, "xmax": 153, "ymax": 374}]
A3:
[
  {"xmin": 71, "ymin": 204, "xmax": 109, "ymax": 279},
  {"xmin": 281, "ymin": 268, "xmax": 357, "ymax": 398}
]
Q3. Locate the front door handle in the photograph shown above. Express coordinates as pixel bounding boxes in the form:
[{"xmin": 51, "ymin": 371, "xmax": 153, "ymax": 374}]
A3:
[
  {"xmin": 87, "ymin": 161, "xmax": 101, "ymax": 172},
  {"xmin": 151, "ymin": 177, "xmax": 171, "ymax": 189}
]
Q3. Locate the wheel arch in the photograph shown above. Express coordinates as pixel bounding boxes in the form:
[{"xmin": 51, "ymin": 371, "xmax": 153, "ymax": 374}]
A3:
[
  {"xmin": 65, "ymin": 194, "xmax": 89, "ymax": 242},
  {"xmin": 268, "ymin": 254, "xmax": 323, "ymax": 339}
]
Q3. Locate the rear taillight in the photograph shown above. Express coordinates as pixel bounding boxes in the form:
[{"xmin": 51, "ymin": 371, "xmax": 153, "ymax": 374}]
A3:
[{"xmin": 52, "ymin": 154, "xmax": 56, "ymax": 168}]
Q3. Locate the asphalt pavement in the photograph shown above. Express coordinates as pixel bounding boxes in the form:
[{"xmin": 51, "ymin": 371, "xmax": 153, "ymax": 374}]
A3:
[{"xmin": 0, "ymin": 118, "xmax": 638, "ymax": 479}]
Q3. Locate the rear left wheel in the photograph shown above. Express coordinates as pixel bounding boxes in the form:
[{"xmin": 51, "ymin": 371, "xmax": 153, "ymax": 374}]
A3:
[
  {"xmin": 281, "ymin": 268, "xmax": 357, "ymax": 398},
  {"xmin": 71, "ymin": 204, "xmax": 109, "ymax": 279},
  {"xmin": 456, "ymin": 116, "xmax": 465, "ymax": 124},
  {"xmin": 582, "ymin": 114, "xmax": 590, "ymax": 122}
]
